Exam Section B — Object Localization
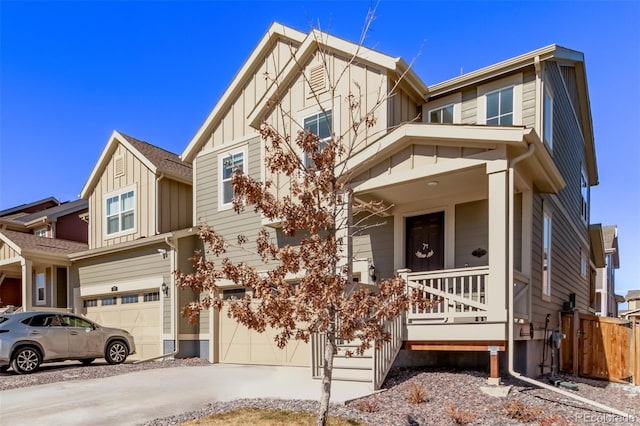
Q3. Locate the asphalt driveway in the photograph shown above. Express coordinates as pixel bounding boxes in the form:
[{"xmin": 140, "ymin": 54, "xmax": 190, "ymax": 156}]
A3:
[{"xmin": 0, "ymin": 364, "xmax": 374, "ymax": 426}]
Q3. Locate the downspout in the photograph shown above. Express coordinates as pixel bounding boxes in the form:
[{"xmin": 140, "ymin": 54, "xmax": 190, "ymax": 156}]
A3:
[
  {"xmin": 507, "ymin": 143, "xmax": 630, "ymax": 417},
  {"xmin": 134, "ymin": 234, "xmax": 180, "ymax": 363},
  {"xmin": 155, "ymin": 173, "xmax": 165, "ymax": 236}
]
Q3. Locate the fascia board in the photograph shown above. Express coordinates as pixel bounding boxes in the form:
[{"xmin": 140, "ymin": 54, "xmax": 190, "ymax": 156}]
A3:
[
  {"xmin": 523, "ymin": 130, "xmax": 566, "ymax": 193},
  {"xmin": 0, "ymin": 232, "xmax": 22, "ymax": 255},
  {"xmin": 20, "ymin": 250, "xmax": 72, "ymax": 266},
  {"xmin": 428, "ymin": 45, "xmax": 559, "ymax": 97},
  {"xmin": 114, "ymin": 131, "xmax": 159, "ymax": 175},
  {"xmin": 589, "ymin": 224, "xmax": 606, "ymax": 268},
  {"xmin": 574, "ymin": 61, "xmax": 598, "ymax": 186},
  {"xmin": 69, "ymin": 232, "xmax": 170, "ymax": 261},
  {"xmin": 248, "ymin": 29, "xmax": 426, "ymax": 129},
  {"xmin": 79, "ymin": 130, "xmax": 121, "ymax": 199},
  {"xmin": 345, "ymin": 124, "xmax": 530, "ymax": 176},
  {"xmin": 182, "ymin": 23, "xmax": 306, "ymax": 164}
]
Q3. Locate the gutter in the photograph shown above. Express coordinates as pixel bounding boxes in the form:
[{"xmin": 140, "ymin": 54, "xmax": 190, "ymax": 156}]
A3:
[{"xmin": 506, "ymin": 143, "xmax": 631, "ymax": 418}]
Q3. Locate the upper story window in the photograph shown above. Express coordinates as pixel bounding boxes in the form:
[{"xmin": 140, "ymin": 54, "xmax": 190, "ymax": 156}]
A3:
[
  {"xmin": 220, "ymin": 151, "xmax": 245, "ymax": 207},
  {"xmin": 302, "ymin": 110, "xmax": 332, "ymax": 168},
  {"xmin": 486, "ymin": 87, "xmax": 514, "ymax": 125},
  {"xmin": 428, "ymin": 105, "xmax": 454, "ymax": 124},
  {"xmin": 542, "ymin": 210, "xmax": 552, "ymax": 299},
  {"xmin": 580, "ymin": 167, "xmax": 589, "ymax": 223},
  {"xmin": 105, "ymin": 189, "xmax": 135, "ymax": 236},
  {"xmin": 34, "ymin": 227, "xmax": 49, "ymax": 238},
  {"xmin": 543, "ymin": 88, "xmax": 553, "ymax": 149}
]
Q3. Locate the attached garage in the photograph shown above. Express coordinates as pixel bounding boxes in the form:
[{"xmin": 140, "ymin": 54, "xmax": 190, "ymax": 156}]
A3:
[
  {"xmin": 218, "ymin": 303, "xmax": 309, "ymax": 367},
  {"xmin": 84, "ymin": 291, "xmax": 162, "ymax": 361}
]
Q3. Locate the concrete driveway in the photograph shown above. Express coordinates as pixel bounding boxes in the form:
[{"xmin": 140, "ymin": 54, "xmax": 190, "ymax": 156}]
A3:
[{"xmin": 0, "ymin": 364, "xmax": 375, "ymax": 426}]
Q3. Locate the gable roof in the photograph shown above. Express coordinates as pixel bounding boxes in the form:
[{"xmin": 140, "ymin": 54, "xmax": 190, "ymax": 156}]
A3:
[
  {"xmin": 601, "ymin": 225, "xmax": 620, "ymax": 269},
  {"xmin": 80, "ymin": 130, "xmax": 192, "ymax": 199},
  {"xmin": 0, "ymin": 197, "xmax": 59, "ymax": 218},
  {"xmin": 17, "ymin": 199, "xmax": 88, "ymax": 228},
  {"xmin": 181, "ymin": 22, "xmax": 428, "ymax": 163},
  {"xmin": 0, "ymin": 229, "xmax": 88, "ymax": 257}
]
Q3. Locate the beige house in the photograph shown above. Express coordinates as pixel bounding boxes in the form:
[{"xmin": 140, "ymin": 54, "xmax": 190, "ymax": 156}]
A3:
[
  {"xmin": 69, "ymin": 130, "xmax": 204, "ymax": 361},
  {"xmin": 594, "ymin": 225, "xmax": 621, "ymax": 317},
  {"xmin": 180, "ymin": 23, "xmax": 600, "ymax": 383},
  {"xmin": 0, "ymin": 198, "xmax": 88, "ymax": 312}
]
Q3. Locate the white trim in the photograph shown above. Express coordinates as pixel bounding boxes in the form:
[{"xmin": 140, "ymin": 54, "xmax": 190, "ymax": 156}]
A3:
[
  {"xmin": 35, "ymin": 271, "xmax": 46, "ymax": 305},
  {"xmin": 218, "ymin": 145, "xmax": 248, "ymax": 211},
  {"xmin": 477, "ymin": 73, "xmax": 523, "ymax": 126},
  {"xmin": 300, "ymin": 108, "xmax": 334, "ymax": 168},
  {"xmin": 103, "ymin": 184, "xmax": 137, "ymax": 239},
  {"xmin": 425, "ymin": 92, "xmax": 462, "ymax": 123},
  {"xmin": 543, "ymin": 84, "xmax": 554, "ymax": 150},
  {"xmin": 541, "ymin": 204, "xmax": 552, "ymax": 301}
]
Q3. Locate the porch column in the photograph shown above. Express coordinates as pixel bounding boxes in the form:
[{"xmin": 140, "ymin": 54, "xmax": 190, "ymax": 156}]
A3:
[
  {"xmin": 487, "ymin": 165, "xmax": 508, "ymax": 322},
  {"xmin": 21, "ymin": 259, "xmax": 33, "ymax": 311}
]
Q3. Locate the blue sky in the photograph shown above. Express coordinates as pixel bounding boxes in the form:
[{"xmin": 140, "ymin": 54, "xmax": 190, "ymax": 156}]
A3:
[{"xmin": 1, "ymin": 1, "xmax": 639, "ymax": 299}]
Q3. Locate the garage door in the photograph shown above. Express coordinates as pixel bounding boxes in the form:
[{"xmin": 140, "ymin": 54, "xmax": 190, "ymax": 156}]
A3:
[
  {"xmin": 219, "ymin": 303, "xmax": 309, "ymax": 366},
  {"xmin": 85, "ymin": 292, "xmax": 161, "ymax": 361}
]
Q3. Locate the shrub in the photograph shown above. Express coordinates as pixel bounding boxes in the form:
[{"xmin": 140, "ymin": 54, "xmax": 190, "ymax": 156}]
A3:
[
  {"xmin": 352, "ymin": 398, "xmax": 379, "ymax": 413},
  {"xmin": 446, "ymin": 405, "xmax": 478, "ymax": 425},
  {"xmin": 502, "ymin": 399, "xmax": 542, "ymax": 423},
  {"xmin": 406, "ymin": 383, "xmax": 429, "ymax": 404}
]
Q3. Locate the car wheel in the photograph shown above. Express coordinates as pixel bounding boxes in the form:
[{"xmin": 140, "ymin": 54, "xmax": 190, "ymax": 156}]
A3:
[
  {"xmin": 11, "ymin": 346, "xmax": 41, "ymax": 374},
  {"xmin": 80, "ymin": 358, "xmax": 95, "ymax": 366},
  {"xmin": 105, "ymin": 340, "xmax": 128, "ymax": 365}
]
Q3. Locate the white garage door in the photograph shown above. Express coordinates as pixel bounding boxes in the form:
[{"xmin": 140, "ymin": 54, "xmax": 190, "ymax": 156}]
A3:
[
  {"xmin": 85, "ymin": 292, "xmax": 161, "ymax": 361},
  {"xmin": 219, "ymin": 303, "xmax": 309, "ymax": 367}
]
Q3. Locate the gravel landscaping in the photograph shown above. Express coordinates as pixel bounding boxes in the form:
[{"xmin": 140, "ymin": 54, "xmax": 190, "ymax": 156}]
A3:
[{"xmin": 2, "ymin": 359, "xmax": 638, "ymax": 425}]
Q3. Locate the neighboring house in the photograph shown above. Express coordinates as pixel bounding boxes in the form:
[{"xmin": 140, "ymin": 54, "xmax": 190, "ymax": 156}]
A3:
[
  {"xmin": 621, "ymin": 290, "xmax": 640, "ymax": 319},
  {"xmin": 68, "ymin": 130, "xmax": 202, "ymax": 361},
  {"xmin": 593, "ymin": 225, "xmax": 621, "ymax": 317},
  {"xmin": 0, "ymin": 197, "xmax": 89, "ymax": 311},
  {"xmin": 179, "ymin": 22, "xmax": 600, "ymax": 381}
]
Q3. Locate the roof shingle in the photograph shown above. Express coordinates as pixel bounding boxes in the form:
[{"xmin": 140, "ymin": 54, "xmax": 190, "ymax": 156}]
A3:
[
  {"xmin": 1, "ymin": 229, "xmax": 88, "ymax": 255},
  {"xmin": 118, "ymin": 132, "xmax": 192, "ymax": 182}
]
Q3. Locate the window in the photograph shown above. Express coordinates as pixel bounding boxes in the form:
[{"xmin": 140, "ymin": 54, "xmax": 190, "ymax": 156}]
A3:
[
  {"xmin": 222, "ymin": 288, "xmax": 246, "ymax": 300},
  {"xmin": 144, "ymin": 292, "xmax": 160, "ymax": 302},
  {"xmin": 121, "ymin": 294, "xmax": 139, "ymax": 304},
  {"xmin": 429, "ymin": 105, "xmax": 454, "ymax": 124},
  {"xmin": 101, "ymin": 297, "xmax": 117, "ymax": 306},
  {"xmin": 220, "ymin": 151, "xmax": 244, "ymax": 206},
  {"xmin": 543, "ymin": 88, "xmax": 553, "ymax": 149},
  {"xmin": 62, "ymin": 315, "xmax": 93, "ymax": 328},
  {"xmin": 84, "ymin": 299, "xmax": 98, "ymax": 308},
  {"xmin": 581, "ymin": 250, "xmax": 588, "ymax": 278},
  {"xmin": 105, "ymin": 189, "xmax": 135, "ymax": 235},
  {"xmin": 486, "ymin": 87, "xmax": 514, "ymax": 125},
  {"xmin": 542, "ymin": 211, "xmax": 552, "ymax": 298},
  {"xmin": 302, "ymin": 110, "xmax": 332, "ymax": 168},
  {"xmin": 580, "ymin": 167, "xmax": 589, "ymax": 223},
  {"xmin": 36, "ymin": 273, "xmax": 45, "ymax": 305},
  {"xmin": 34, "ymin": 227, "xmax": 48, "ymax": 238}
]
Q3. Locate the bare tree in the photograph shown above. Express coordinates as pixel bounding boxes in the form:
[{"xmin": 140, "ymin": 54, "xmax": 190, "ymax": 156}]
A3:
[{"xmin": 176, "ymin": 9, "xmax": 429, "ymax": 425}]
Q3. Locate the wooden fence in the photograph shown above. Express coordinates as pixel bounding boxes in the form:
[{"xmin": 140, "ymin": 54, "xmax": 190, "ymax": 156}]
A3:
[{"xmin": 561, "ymin": 312, "xmax": 638, "ymax": 385}]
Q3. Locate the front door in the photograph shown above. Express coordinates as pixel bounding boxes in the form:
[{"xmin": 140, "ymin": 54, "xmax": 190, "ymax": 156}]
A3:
[{"xmin": 406, "ymin": 212, "xmax": 444, "ymax": 272}]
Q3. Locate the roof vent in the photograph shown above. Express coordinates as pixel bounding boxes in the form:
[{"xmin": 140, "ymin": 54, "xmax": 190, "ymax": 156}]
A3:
[
  {"xmin": 114, "ymin": 155, "xmax": 125, "ymax": 178},
  {"xmin": 308, "ymin": 65, "xmax": 326, "ymax": 94}
]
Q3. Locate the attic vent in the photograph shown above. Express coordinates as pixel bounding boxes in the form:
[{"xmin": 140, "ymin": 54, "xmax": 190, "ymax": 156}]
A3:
[
  {"xmin": 114, "ymin": 155, "xmax": 125, "ymax": 177},
  {"xmin": 309, "ymin": 65, "xmax": 326, "ymax": 94}
]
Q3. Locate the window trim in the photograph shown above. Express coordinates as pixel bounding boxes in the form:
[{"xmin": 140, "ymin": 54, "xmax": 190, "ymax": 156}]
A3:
[
  {"xmin": 218, "ymin": 146, "xmax": 248, "ymax": 210},
  {"xmin": 121, "ymin": 294, "xmax": 139, "ymax": 304},
  {"xmin": 35, "ymin": 272, "xmax": 46, "ymax": 305},
  {"xmin": 580, "ymin": 166, "xmax": 589, "ymax": 223},
  {"xmin": 104, "ymin": 185, "xmax": 137, "ymax": 238},
  {"xmin": 425, "ymin": 93, "xmax": 462, "ymax": 124},
  {"xmin": 477, "ymin": 73, "xmax": 523, "ymax": 126},
  {"xmin": 428, "ymin": 104, "xmax": 455, "ymax": 124},
  {"xmin": 34, "ymin": 227, "xmax": 49, "ymax": 238},
  {"xmin": 301, "ymin": 109, "xmax": 333, "ymax": 169},
  {"xmin": 542, "ymin": 208, "xmax": 552, "ymax": 301}
]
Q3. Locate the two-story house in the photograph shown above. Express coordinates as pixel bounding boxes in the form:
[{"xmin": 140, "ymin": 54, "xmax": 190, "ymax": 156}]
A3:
[
  {"xmin": 68, "ymin": 130, "xmax": 203, "ymax": 361},
  {"xmin": 0, "ymin": 197, "xmax": 88, "ymax": 312},
  {"xmin": 178, "ymin": 22, "xmax": 599, "ymax": 384},
  {"xmin": 594, "ymin": 225, "xmax": 621, "ymax": 317}
]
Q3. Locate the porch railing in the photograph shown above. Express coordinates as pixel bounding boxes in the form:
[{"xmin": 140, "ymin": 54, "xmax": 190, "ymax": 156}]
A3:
[
  {"xmin": 373, "ymin": 313, "xmax": 403, "ymax": 389},
  {"xmin": 402, "ymin": 266, "xmax": 490, "ymax": 324}
]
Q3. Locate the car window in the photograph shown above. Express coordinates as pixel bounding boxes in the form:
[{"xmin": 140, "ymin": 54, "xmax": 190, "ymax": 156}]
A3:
[
  {"xmin": 23, "ymin": 314, "xmax": 59, "ymax": 327},
  {"xmin": 62, "ymin": 315, "xmax": 93, "ymax": 328}
]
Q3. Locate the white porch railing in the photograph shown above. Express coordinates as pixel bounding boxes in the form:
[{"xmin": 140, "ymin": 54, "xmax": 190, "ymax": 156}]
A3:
[
  {"xmin": 373, "ymin": 313, "xmax": 403, "ymax": 389},
  {"xmin": 402, "ymin": 266, "xmax": 490, "ymax": 324}
]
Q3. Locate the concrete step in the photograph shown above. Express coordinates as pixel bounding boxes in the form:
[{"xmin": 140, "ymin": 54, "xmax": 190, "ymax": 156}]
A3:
[{"xmin": 330, "ymin": 366, "xmax": 373, "ymax": 382}]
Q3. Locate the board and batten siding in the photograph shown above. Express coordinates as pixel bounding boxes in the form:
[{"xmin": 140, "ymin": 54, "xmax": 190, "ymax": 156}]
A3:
[
  {"xmin": 352, "ymin": 212, "xmax": 395, "ymax": 280},
  {"xmin": 205, "ymin": 38, "xmax": 301, "ymax": 152},
  {"xmin": 89, "ymin": 143, "xmax": 156, "ymax": 249},
  {"xmin": 158, "ymin": 179, "xmax": 193, "ymax": 234},
  {"xmin": 194, "ymin": 137, "xmax": 265, "ymax": 270},
  {"xmin": 0, "ymin": 241, "xmax": 19, "ymax": 262}
]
